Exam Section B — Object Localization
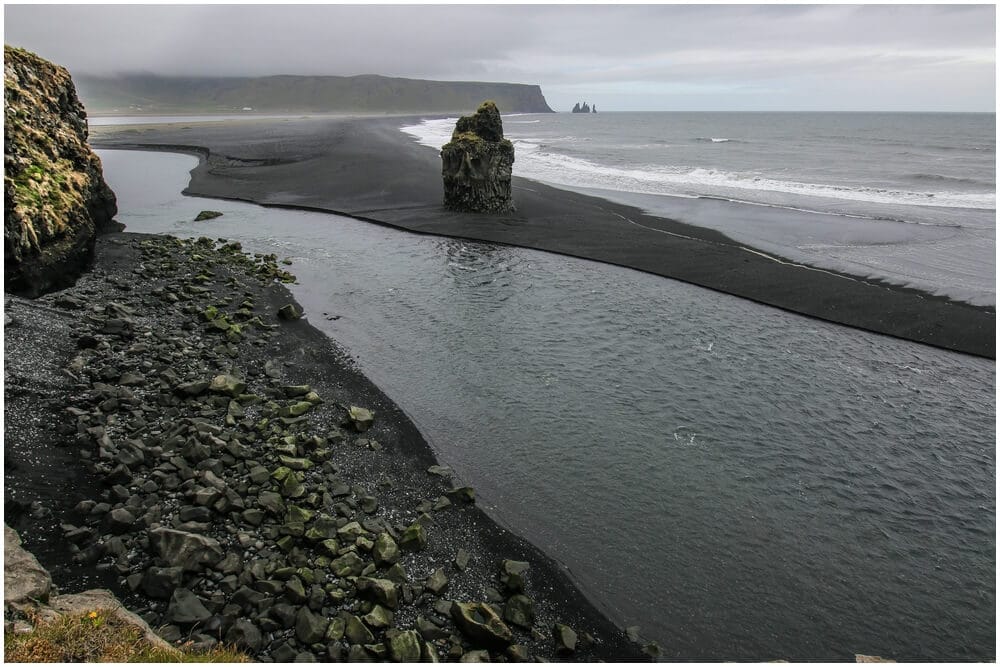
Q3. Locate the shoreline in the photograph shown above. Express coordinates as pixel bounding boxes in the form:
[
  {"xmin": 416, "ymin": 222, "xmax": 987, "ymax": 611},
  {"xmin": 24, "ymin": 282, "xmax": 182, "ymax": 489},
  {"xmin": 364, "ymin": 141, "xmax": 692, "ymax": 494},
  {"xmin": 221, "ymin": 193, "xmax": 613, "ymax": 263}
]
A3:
[
  {"xmin": 91, "ymin": 118, "xmax": 995, "ymax": 359},
  {"xmin": 4, "ymin": 232, "xmax": 646, "ymax": 661}
]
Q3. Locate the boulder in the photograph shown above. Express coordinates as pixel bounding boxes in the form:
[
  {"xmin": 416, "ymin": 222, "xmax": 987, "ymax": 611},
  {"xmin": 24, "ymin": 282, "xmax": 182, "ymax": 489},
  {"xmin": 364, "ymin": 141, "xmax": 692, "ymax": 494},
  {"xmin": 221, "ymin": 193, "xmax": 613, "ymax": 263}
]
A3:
[
  {"xmin": 166, "ymin": 588, "xmax": 212, "ymax": 624},
  {"xmin": 295, "ymin": 606, "xmax": 329, "ymax": 644},
  {"xmin": 553, "ymin": 623, "xmax": 577, "ymax": 654},
  {"xmin": 498, "ymin": 559, "xmax": 529, "ymax": 593},
  {"xmin": 347, "ymin": 406, "xmax": 375, "ymax": 432},
  {"xmin": 424, "ymin": 568, "xmax": 449, "ymax": 596},
  {"xmin": 389, "ymin": 630, "xmax": 423, "ymax": 662},
  {"xmin": 398, "ymin": 522, "xmax": 427, "ymax": 551},
  {"xmin": 441, "ymin": 101, "xmax": 515, "ymax": 214},
  {"xmin": 4, "ymin": 524, "xmax": 52, "ymax": 605},
  {"xmin": 450, "ymin": 600, "xmax": 514, "ymax": 648},
  {"xmin": 373, "ymin": 533, "xmax": 400, "ymax": 566},
  {"xmin": 344, "ymin": 613, "xmax": 375, "ymax": 644},
  {"xmin": 149, "ymin": 527, "xmax": 224, "ymax": 571},
  {"xmin": 503, "ymin": 594, "xmax": 536, "ymax": 629},
  {"xmin": 225, "ymin": 619, "xmax": 263, "ymax": 653},
  {"xmin": 356, "ymin": 577, "xmax": 399, "ymax": 609},
  {"xmin": 140, "ymin": 566, "xmax": 184, "ymax": 599}
]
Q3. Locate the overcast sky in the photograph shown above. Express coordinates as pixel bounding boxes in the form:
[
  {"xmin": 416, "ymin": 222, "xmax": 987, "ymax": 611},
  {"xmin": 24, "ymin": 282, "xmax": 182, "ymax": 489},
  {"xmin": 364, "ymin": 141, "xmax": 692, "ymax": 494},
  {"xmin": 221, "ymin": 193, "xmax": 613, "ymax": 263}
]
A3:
[{"xmin": 4, "ymin": 4, "xmax": 995, "ymax": 111}]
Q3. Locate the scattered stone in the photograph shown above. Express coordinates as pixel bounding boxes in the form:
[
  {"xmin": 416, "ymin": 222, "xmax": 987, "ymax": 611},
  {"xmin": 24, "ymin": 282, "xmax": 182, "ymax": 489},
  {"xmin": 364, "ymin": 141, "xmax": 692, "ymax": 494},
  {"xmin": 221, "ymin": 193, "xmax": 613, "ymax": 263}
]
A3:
[
  {"xmin": 140, "ymin": 566, "xmax": 183, "ymax": 599},
  {"xmin": 553, "ymin": 623, "xmax": 577, "ymax": 654},
  {"xmin": 399, "ymin": 522, "xmax": 427, "ymax": 551},
  {"xmin": 643, "ymin": 642, "xmax": 662, "ymax": 658},
  {"xmin": 277, "ymin": 304, "xmax": 301, "ymax": 320},
  {"xmin": 166, "ymin": 588, "xmax": 211, "ymax": 624},
  {"xmin": 149, "ymin": 528, "xmax": 224, "ymax": 571},
  {"xmin": 104, "ymin": 507, "xmax": 135, "ymax": 534},
  {"xmin": 295, "ymin": 606, "xmax": 329, "ymax": 644},
  {"xmin": 388, "ymin": 629, "xmax": 423, "ymax": 662},
  {"xmin": 425, "ymin": 568, "xmax": 449, "ymax": 596},
  {"xmin": 446, "ymin": 486, "xmax": 476, "ymax": 504},
  {"xmin": 362, "ymin": 604, "xmax": 394, "ymax": 629},
  {"xmin": 347, "ymin": 406, "xmax": 374, "ymax": 432},
  {"xmin": 209, "ymin": 373, "xmax": 246, "ymax": 397},
  {"xmin": 373, "ymin": 532, "xmax": 400, "ymax": 566},
  {"xmin": 460, "ymin": 649, "xmax": 491, "ymax": 663},
  {"xmin": 503, "ymin": 594, "xmax": 536, "ymax": 629},
  {"xmin": 194, "ymin": 210, "xmax": 224, "ymax": 221},
  {"xmin": 344, "ymin": 613, "xmax": 375, "ymax": 644},
  {"xmin": 225, "ymin": 619, "xmax": 263, "ymax": 653},
  {"xmin": 499, "ymin": 559, "xmax": 530, "ymax": 593},
  {"xmin": 356, "ymin": 577, "xmax": 398, "ymax": 609},
  {"xmin": 454, "ymin": 549, "xmax": 470, "ymax": 571}
]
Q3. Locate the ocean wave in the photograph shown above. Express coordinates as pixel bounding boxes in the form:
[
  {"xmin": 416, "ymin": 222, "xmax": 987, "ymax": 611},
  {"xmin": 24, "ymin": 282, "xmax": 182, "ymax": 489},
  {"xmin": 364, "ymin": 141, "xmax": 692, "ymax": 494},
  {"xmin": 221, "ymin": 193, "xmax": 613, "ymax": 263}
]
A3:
[
  {"xmin": 695, "ymin": 137, "xmax": 741, "ymax": 143},
  {"xmin": 907, "ymin": 173, "xmax": 992, "ymax": 187},
  {"xmin": 400, "ymin": 118, "xmax": 996, "ymax": 211}
]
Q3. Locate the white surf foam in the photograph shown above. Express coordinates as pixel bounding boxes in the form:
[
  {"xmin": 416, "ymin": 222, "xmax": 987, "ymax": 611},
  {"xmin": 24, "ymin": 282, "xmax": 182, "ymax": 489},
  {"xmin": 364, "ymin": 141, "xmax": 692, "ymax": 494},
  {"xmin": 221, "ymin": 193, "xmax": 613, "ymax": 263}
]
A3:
[{"xmin": 399, "ymin": 119, "xmax": 995, "ymax": 211}]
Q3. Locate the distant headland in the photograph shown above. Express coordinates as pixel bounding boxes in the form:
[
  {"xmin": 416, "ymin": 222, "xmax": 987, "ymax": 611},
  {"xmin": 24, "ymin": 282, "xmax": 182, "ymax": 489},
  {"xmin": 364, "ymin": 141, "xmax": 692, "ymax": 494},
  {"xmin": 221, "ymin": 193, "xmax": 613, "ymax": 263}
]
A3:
[{"xmin": 74, "ymin": 73, "xmax": 555, "ymax": 114}]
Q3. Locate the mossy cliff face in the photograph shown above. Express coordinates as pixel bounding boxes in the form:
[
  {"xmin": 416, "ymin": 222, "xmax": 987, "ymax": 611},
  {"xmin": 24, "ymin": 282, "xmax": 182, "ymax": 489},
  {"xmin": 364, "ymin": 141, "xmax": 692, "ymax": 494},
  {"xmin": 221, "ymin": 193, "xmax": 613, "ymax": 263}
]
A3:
[
  {"xmin": 4, "ymin": 45, "xmax": 118, "ymax": 296},
  {"xmin": 441, "ymin": 101, "xmax": 515, "ymax": 214}
]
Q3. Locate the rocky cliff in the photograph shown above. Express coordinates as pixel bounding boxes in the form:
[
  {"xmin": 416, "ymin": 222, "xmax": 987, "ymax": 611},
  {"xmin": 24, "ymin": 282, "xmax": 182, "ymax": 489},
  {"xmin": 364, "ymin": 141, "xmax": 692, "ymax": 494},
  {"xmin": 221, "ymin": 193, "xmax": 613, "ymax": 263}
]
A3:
[
  {"xmin": 4, "ymin": 45, "xmax": 118, "ymax": 297},
  {"xmin": 441, "ymin": 101, "xmax": 516, "ymax": 214}
]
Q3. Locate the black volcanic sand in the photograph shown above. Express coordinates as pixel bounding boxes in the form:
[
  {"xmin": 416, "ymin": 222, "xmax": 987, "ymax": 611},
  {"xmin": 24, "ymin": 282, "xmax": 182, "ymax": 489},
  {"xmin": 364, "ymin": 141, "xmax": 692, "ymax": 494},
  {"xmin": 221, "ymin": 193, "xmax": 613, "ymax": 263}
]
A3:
[
  {"xmin": 4, "ymin": 232, "xmax": 645, "ymax": 661},
  {"xmin": 92, "ymin": 116, "xmax": 994, "ymax": 358}
]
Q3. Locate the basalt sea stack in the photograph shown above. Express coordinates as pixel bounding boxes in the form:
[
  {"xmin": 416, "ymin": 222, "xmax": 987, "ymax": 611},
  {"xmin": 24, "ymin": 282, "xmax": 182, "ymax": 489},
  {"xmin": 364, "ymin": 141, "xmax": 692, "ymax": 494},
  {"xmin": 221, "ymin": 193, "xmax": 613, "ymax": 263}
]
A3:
[
  {"xmin": 4, "ymin": 45, "xmax": 118, "ymax": 297},
  {"xmin": 441, "ymin": 101, "xmax": 515, "ymax": 214}
]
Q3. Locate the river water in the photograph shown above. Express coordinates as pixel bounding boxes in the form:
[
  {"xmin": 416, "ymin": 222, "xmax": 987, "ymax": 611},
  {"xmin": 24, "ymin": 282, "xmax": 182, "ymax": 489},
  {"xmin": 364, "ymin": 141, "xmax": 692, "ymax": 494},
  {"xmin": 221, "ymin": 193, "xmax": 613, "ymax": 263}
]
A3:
[{"xmin": 97, "ymin": 148, "xmax": 995, "ymax": 661}]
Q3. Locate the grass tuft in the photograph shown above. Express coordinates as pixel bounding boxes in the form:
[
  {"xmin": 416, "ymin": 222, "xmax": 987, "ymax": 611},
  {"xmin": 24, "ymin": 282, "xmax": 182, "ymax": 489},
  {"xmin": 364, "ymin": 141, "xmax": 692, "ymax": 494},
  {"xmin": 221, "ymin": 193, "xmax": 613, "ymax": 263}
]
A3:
[{"xmin": 4, "ymin": 609, "xmax": 249, "ymax": 663}]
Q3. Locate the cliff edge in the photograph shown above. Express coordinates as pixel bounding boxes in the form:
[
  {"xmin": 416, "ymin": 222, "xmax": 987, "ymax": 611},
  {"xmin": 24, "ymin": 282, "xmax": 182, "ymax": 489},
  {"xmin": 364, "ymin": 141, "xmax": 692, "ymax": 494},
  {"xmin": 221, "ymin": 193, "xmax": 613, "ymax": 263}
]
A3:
[{"xmin": 4, "ymin": 45, "xmax": 118, "ymax": 297}]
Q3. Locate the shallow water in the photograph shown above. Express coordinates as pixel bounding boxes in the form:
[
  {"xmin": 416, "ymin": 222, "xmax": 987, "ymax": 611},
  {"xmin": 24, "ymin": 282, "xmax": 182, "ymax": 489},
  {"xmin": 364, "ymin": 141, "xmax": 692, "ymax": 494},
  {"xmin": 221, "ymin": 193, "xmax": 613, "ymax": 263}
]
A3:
[{"xmin": 98, "ymin": 148, "xmax": 995, "ymax": 660}]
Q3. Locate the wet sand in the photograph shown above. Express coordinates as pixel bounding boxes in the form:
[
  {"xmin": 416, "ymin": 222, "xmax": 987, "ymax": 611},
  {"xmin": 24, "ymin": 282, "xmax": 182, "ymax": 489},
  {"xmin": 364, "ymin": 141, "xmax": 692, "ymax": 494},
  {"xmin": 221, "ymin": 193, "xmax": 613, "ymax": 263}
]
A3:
[{"xmin": 92, "ymin": 116, "xmax": 995, "ymax": 358}]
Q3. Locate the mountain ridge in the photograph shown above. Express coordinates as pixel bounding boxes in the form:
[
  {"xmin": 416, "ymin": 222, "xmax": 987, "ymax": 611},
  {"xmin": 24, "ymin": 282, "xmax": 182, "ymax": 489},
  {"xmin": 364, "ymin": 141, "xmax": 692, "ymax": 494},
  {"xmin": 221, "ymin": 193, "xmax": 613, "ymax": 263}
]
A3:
[{"xmin": 75, "ymin": 73, "xmax": 555, "ymax": 114}]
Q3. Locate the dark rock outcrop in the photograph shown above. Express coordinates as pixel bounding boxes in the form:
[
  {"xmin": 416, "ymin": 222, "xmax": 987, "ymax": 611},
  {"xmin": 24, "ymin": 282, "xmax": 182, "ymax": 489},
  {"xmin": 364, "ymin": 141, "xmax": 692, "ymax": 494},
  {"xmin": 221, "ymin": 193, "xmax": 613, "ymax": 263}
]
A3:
[
  {"xmin": 441, "ymin": 101, "xmax": 515, "ymax": 214},
  {"xmin": 4, "ymin": 45, "xmax": 118, "ymax": 297}
]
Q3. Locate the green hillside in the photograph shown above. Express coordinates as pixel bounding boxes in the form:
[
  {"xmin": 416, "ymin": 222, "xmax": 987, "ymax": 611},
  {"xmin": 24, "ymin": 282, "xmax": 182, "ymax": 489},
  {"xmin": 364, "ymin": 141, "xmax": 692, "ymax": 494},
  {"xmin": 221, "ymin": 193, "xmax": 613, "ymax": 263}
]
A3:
[{"xmin": 74, "ymin": 73, "xmax": 554, "ymax": 114}]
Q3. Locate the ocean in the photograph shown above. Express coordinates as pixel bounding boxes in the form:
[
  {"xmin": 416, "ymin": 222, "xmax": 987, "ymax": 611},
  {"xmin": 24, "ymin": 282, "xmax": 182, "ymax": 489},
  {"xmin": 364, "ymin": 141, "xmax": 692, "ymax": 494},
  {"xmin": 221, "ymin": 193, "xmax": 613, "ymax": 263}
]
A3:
[
  {"xmin": 97, "ymin": 143, "xmax": 995, "ymax": 661},
  {"xmin": 403, "ymin": 112, "xmax": 996, "ymax": 305}
]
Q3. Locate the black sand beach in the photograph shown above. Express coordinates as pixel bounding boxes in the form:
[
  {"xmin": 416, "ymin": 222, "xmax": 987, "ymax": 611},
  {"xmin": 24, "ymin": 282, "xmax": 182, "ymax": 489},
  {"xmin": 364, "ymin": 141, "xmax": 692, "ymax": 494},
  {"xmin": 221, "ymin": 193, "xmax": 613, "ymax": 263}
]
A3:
[
  {"xmin": 93, "ymin": 116, "xmax": 995, "ymax": 359},
  {"xmin": 4, "ymin": 232, "xmax": 645, "ymax": 661}
]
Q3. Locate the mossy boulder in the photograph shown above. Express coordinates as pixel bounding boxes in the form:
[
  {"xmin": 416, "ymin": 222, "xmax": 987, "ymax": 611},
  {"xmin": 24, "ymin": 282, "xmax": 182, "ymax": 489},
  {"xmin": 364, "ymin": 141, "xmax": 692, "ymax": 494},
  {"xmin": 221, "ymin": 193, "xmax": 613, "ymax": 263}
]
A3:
[
  {"xmin": 4, "ymin": 45, "xmax": 118, "ymax": 297},
  {"xmin": 441, "ymin": 101, "xmax": 515, "ymax": 214}
]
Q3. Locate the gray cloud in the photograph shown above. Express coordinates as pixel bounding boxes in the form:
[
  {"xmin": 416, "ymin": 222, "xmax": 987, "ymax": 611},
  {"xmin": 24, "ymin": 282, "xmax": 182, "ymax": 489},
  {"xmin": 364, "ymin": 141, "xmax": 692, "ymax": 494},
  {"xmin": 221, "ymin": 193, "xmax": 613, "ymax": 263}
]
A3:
[{"xmin": 4, "ymin": 4, "xmax": 994, "ymax": 111}]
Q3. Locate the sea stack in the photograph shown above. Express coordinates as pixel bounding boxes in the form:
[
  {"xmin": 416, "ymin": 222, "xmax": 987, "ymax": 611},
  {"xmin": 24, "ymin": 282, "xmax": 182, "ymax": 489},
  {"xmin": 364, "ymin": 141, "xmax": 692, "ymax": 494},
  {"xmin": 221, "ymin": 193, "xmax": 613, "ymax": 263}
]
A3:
[
  {"xmin": 441, "ymin": 100, "xmax": 515, "ymax": 214},
  {"xmin": 3, "ymin": 45, "xmax": 118, "ymax": 297}
]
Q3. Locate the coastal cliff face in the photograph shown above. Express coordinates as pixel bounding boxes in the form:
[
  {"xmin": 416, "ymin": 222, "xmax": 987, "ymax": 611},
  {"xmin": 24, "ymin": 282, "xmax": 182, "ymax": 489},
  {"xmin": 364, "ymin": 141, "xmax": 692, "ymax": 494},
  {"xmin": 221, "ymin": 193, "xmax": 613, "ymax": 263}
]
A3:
[
  {"xmin": 75, "ymin": 73, "xmax": 555, "ymax": 114},
  {"xmin": 4, "ymin": 45, "xmax": 118, "ymax": 297},
  {"xmin": 441, "ymin": 101, "xmax": 516, "ymax": 213}
]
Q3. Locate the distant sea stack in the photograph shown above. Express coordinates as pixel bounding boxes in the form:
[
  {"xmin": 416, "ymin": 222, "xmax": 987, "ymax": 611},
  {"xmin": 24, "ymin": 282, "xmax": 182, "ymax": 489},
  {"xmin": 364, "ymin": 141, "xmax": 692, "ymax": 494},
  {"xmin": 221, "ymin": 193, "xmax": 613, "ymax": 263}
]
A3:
[
  {"xmin": 74, "ymin": 73, "xmax": 555, "ymax": 114},
  {"xmin": 4, "ymin": 45, "xmax": 118, "ymax": 297},
  {"xmin": 571, "ymin": 101, "xmax": 596, "ymax": 113},
  {"xmin": 441, "ymin": 101, "xmax": 515, "ymax": 214}
]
